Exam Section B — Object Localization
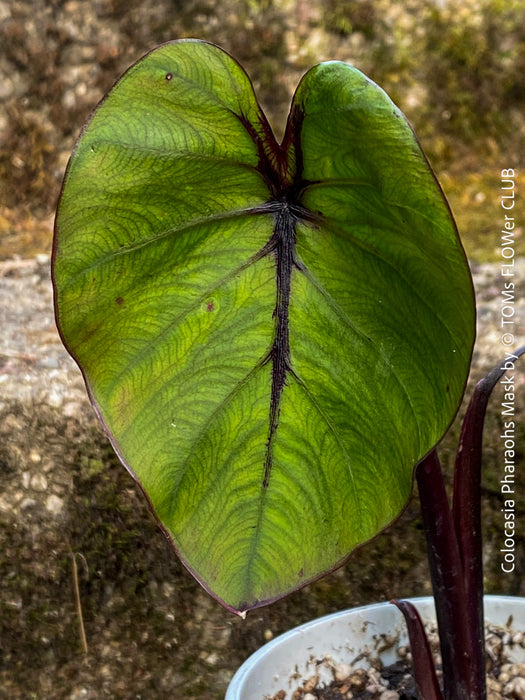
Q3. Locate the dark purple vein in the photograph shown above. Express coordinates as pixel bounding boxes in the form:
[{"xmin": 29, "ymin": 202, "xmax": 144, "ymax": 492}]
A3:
[
  {"xmin": 262, "ymin": 203, "xmax": 296, "ymax": 488},
  {"xmin": 234, "ymin": 106, "xmax": 313, "ymax": 489}
]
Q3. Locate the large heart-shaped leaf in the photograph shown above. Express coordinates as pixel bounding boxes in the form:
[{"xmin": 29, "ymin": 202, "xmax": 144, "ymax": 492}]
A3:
[{"xmin": 53, "ymin": 39, "xmax": 475, "ymax": 614}]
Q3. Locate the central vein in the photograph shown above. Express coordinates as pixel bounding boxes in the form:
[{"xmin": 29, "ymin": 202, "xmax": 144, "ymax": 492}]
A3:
[{"xmin": 263, "ymin": 202, "xmax": 296, "ymax": 488}]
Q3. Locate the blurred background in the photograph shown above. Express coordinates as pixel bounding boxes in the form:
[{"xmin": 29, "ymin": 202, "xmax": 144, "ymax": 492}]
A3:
[
  {"xmin": 0, "ymin": 0, "xmax": 524, "ymax": 698},
  {"xmin": 1, "ymin": 0, "xmax": 524, "ymax": 261}
]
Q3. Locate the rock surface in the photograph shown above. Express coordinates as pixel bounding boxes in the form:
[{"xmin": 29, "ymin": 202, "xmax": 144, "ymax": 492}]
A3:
[
  {"xmin": 0, "ymin": 254, "xmax": 523, "ymax": 698},
  {"xmin": 1, "ymin": 255, "xmax": 523, "ymax": 413}
]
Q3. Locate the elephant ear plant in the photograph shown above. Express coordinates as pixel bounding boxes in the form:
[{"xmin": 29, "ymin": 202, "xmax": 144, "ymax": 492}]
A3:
[{"xmin": 53, "ymin": 38, "xmax": 506, "ymax": 697}]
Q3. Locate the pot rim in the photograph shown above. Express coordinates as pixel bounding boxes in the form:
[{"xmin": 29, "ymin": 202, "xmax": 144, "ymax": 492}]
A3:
[{"xmin": 226, "ymin": 594, "xmax": 525, "ymax": 699}]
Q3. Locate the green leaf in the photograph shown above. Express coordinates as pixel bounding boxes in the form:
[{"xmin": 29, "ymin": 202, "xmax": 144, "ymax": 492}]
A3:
[{"xmin": 53, "ymin": 39, "xmax": 475, "ymax": 614}]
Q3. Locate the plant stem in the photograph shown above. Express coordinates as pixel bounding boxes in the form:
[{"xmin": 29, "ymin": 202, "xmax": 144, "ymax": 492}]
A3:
[
  {"xmin": 392, "ymin": 599, "xmax": 443, "ymax": 700},
  {"xmin": 451, "ymin": 346, "xmax": 525, "ymax": 699},
  {"xmin": 416, "ymin": 450, "xmax": 478, "ymax": 700},
  {"xmin": 451, "ymin": 367, "xmax": 503, "ymax": 694}
]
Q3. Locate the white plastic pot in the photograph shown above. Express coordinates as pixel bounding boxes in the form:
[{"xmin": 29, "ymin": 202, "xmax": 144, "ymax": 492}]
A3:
[{"xmin": 226, "ymin": 596, "xmax": 525, "ymax": 699}]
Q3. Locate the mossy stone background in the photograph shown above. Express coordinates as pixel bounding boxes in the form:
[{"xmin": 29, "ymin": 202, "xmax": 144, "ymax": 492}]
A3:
[
  {"xmin": 0, "ymin": 0, "xmax": 523, "ymax": 697},
  {"xmin": 1, "ymin": 0, "xmax": 525, "ymax": 262}
]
